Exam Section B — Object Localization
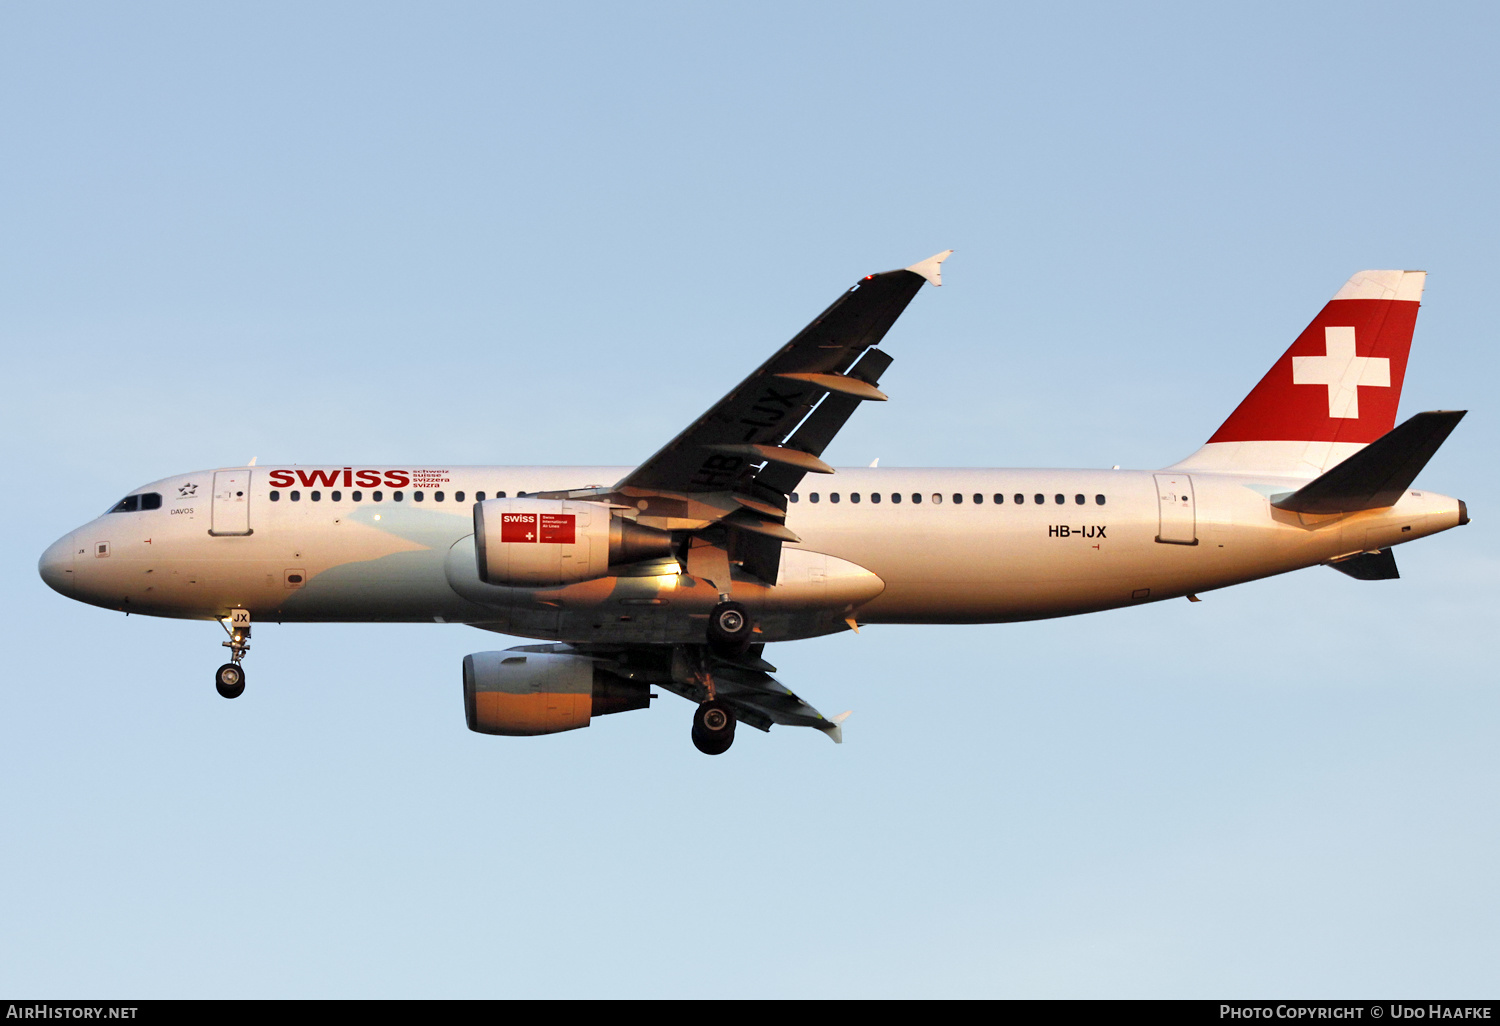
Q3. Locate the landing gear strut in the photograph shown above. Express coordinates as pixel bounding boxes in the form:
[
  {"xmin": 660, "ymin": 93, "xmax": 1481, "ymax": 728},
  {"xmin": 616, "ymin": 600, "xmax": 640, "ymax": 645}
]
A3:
[
  {"xmin": 692, "ymin": 699, "xmax": 736, "ymax": 755},
  {"xmin": 216, "ymin": 608, "xmax": 250, "ymax": 699}
]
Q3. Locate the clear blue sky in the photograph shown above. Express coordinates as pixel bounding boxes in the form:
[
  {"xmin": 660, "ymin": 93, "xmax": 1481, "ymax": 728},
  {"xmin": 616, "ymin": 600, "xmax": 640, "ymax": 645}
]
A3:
[{"xmin": 3, "ymin": 1, "xmax": 1496, "ymax": 997}]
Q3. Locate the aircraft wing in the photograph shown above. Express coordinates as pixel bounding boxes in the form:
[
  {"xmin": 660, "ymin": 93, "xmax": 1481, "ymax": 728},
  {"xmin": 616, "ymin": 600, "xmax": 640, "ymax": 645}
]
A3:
[
  {"xmin": 611, "ymin": 251, "xmax": 949, "ymax": 499},
  {"xmin": 559, "ymin": 251, "xmax": 948, "ymax": 583}
]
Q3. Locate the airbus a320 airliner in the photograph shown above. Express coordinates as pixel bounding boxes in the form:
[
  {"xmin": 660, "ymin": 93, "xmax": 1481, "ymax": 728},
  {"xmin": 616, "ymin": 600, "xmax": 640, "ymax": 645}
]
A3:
[{"xmin": 38, "ymin": 253, "xmax": 1468, "ymax": 754}]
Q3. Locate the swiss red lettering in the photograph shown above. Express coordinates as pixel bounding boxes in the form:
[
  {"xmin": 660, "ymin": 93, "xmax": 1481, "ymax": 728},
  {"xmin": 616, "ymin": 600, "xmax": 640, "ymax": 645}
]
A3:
[
  {"xmin": 354, "ymin": 470, "xmax": 382, "ymax": 488},
  {"xmin": 297, "ymin": 469, "xmax": 341, "ymax": 488},
  {"xmin": 384, "ymin": 470, "xmax": 410, "ymax": 488},
  {"xmin": 268, "ymin": 470, "xmax": 294, "ymax": 488}
]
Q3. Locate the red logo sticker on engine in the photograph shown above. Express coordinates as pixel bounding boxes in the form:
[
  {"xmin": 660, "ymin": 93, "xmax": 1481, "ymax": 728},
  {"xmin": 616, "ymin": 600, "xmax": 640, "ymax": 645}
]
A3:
[
  {"xmin": 501, "ymin": 513, "xmax": 537, "ymax": 543},
  {"xmin": 539, "ymin": 514, "xmax": 576, "ymax": 544}
]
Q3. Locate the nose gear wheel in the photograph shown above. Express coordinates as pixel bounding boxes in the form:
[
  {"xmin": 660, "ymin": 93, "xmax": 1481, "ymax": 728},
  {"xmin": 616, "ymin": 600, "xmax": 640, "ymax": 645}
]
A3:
[{"xmin": 216, "ymin": 609, "xmax": 251, "ymax": 699}]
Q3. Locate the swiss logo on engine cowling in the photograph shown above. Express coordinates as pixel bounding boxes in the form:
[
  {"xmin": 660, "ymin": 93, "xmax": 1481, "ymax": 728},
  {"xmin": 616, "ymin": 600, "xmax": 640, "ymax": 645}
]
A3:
[
  {"xmin": 501, "ymin": 513, "xmax": 537, "ymax": 543},
  {"xmin": 500, "ymin": 512, "xmax": 575, "ymax": 544}
]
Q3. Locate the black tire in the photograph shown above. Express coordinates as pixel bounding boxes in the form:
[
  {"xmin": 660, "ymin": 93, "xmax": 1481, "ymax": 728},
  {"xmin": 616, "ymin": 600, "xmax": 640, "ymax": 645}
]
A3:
[
  {"xmin": 215, "ymin": 662, "xmax": 245, "ymax": 700},
  {"xmin": 691, "ymin": 699, "xmax": 735, "ymax": 755},
  {"xmin": 691, "ymin": 730, "xmax": 733, "ymax": 756},
  {"xmin": 706, "ymin": 601, "xmax": 753, "ymax": 656}
]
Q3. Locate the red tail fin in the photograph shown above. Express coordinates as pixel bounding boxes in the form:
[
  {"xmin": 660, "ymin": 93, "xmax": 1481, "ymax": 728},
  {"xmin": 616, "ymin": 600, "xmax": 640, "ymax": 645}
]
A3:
[{"xmin": 1172, "ymin": 270, "xmax": 1425, "ymax": 476}]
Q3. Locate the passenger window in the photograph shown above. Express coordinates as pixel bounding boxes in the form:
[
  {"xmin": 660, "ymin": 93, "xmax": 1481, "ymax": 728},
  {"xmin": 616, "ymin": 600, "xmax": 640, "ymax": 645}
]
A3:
[
  {"xmin": 790, "ymin": 493, "xmax": 800, "ymax": 503},
  {"xmin": 931, "ymin": 493, "xmax": 942, "ymax": 504},
  {"xmin": 497, "ymin": 491, "xmax": 507, "ymax": 498},
  {"xmin": 871, "ymin": 493, "xmax": 882, "ymax": 503},
  {"xmin": 1055, "ymin": 494, "xmax": 1064, "ymax": 504},
  {"xmin": 434, "ymin": 491, "xmax": 444, "ymax": 502},
  {"xmin": 1095, "ymin": 494, "xmax": 1106, "ymax": 505},
  {"xmin": 270, "ymin": 491, "xmax": 280, "ymax": 502},
  {"xmin": 311, "ymin": 491, "xmax": 321, "ymax": 501},
  {"xmin": 830, "ymin": 493, "xmax": 840, "ymax": 503},
  {"xmin": 1034, "ymin": 493, "xmax": 1044, "ymax": 504},
  {"xmin": 851, "ymin": 493, "xmax": 861, "ymax": 503},
  {"xmin": 454, "ymin": 491, "xmax": 464, "ymax": 502},
  {"xmin": 810, "ymin": 493, "xmax": 820, "ymax": 503},
  {"xmin": 993, "ymin": 493, "xmax": 1004, "ymax": 504},
  {"xmin": 414, "ymin": 491, "xmax": 424, "ymax": 502},
  {"xmin": 973, "ymin": 494, "xmax": 983, "ymax": 504},
  {"xmin": 953, "ymin": 493, "xmax": 963, "ymax": 504},
  {"xmin": 331, "ymin": 490, "xmax": 341, "ymax": 502},
  {"xmin": 912, "ymin": 493, "xmax": 922, "ymax": 504},
  {"xmin": 1075, "ymin": 494, "xmax": 1085, "ymax": 505},
  {"xmin": 290, "ymin": 490, "xmax": 301, "ymax": 502},
  {"xmin": 1015, "ymin": 494, "xmax": 1024, "ymax": 504},
  {"xmin": 475, "ymin": 491, "xmax": 485, "ymax": 502},
  {"xmin": 352, "ymin": 491, "xmax": 362, "ymax": 502},
  {"xmin": 891, "ymin": 493, "xmax": 901, "ymax": 504},
  {"xmin": 372, "ymin": 491, "xmax": 383, "ymax": 502},
  {"xmin": 393, "ymin": 491, "xmax": 404, "ymax": 502}
]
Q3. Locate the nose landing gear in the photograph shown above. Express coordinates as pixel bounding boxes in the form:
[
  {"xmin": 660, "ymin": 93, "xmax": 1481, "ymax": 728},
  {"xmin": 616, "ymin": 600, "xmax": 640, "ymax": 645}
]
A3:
[
  {"xmin": 216, "ymin": 608, "xmax": 250, "ymax": 699},
  {"xmin": 215, "ymin": 662, "xmax": 245, "ymax": 699}
]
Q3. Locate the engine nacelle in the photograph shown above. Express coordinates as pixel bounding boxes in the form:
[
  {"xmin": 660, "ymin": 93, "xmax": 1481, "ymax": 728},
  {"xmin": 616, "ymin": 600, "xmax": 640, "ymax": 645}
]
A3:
[
  {"xmin": 463, "ymin": 650, "xmax": 652, "ymax": 736},
  {"xmin": 473, "ymin": 497, "xmax": 673, "ymax": 586}
]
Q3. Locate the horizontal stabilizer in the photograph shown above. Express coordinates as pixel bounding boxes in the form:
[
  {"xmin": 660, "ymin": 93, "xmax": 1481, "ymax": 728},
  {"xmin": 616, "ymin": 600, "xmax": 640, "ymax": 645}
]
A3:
[
  {"xmin": 1271, "ymin": 410, "xmax": 1466, "ymax": 514},
  {"xmin": 1328, "ymin": 548, "xmax": 1400, "ymax": 580}
]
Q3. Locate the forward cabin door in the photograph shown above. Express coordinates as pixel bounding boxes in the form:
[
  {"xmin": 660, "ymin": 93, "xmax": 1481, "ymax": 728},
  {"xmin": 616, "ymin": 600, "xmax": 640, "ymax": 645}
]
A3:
[
  {"xmin": 1153, "ymin": 473, "xmax": 1197, "ymax": 545},
  {"xmin": 210, "ymin": 470, "xmax": 253, "ymax": 536}
]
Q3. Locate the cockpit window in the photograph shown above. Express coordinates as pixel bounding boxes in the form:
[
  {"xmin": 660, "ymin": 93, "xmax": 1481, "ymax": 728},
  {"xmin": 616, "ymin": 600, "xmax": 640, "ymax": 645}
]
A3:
[{"xmin": 107, "ymin": 492, "xmax": 162, "ymax": 514}]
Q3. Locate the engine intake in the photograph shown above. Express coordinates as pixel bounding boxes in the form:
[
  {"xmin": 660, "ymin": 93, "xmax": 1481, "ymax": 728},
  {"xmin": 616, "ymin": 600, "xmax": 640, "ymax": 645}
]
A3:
[
  {"xmin": 473, "ymin": 498, "xmax": 673, "ymax": 586},
  {"xmin": 463, "ymin": 650, "xmax": 652, "ymax": 736}
]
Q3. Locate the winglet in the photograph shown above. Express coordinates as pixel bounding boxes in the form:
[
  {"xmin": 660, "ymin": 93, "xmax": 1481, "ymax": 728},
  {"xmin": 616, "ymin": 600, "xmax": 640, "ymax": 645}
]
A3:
[
  {"xmin": 821, "ymin": 710, "xmax": 853, "ymax": 744},
  {"xmin": 905, "ymin": 249, "xmax": 953, "ymax": 286}
]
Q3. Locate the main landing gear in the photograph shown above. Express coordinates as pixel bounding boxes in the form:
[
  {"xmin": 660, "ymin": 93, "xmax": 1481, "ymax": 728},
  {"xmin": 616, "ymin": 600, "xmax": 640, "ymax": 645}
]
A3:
[
  {"xmin": 706, "ymin": 600, "xmax": 753, "ymax": 657},
  {"xmin": 692, "ymin": 699, "xmax": 736, "ymax": 756},
  {"xmin": 216, "ymin": 608, "xmax": 251, "ymax": 699}
]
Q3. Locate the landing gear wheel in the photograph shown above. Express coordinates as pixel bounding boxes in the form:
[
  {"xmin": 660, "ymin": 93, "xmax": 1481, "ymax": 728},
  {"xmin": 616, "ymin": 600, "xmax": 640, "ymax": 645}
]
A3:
[
  {"xmin": 215, "ymin": 662, "xmax": 245, "ymax": 700},
  {"xmin": 706, "ymin": 601, "xmax": 753, "ymax": 657},
  {"xmin": 691, "ymin": 699, "xmax": 736, "ymax": 755}
]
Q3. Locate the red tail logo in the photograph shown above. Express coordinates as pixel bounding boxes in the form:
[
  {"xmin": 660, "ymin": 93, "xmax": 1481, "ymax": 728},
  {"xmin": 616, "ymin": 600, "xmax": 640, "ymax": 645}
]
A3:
[{"xmin": 1208, "ymin": 271, "xmax": 1424, "ymax": 445}]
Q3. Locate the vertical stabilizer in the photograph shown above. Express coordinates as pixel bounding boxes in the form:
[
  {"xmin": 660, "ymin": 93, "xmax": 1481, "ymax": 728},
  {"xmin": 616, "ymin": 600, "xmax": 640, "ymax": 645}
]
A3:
[{"xmin": 1170, "ymin": 270, "xmax": 1425, "ymax": 477}]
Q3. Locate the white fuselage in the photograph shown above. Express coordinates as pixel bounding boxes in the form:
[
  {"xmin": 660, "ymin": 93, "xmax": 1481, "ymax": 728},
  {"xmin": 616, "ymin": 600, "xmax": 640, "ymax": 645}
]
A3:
[{"xmin": 39, "ymin": 464, "xmax": 1465, "ymax": 644}]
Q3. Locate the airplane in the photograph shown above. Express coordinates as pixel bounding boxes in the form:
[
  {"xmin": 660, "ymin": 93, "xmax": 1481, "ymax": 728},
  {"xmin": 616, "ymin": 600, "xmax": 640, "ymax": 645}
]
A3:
[{"xmin": 37, "ymin": 253, "xmax": 1469, "ymax": 755}]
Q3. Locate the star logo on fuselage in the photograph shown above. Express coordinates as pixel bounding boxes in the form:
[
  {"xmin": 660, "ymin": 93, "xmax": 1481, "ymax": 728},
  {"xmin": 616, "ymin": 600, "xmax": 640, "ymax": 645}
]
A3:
[{"xmin": 179, "ymin": 483, "xmax": 198, "ymax": 497}]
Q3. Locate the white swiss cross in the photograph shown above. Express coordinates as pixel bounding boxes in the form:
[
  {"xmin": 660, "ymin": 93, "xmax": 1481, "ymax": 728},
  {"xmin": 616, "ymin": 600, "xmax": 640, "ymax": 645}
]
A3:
[{"xmin": 1291, "ymin": 326, "xmax": 1390, "ymax": 419}]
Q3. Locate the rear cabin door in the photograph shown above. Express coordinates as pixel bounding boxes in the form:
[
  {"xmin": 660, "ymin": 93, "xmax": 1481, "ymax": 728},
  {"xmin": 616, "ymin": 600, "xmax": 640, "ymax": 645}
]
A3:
[
  {"xmin": 1153, "ymin": 473, "xmax": 1197, "ymax": 545},
  {"xmin": 211, "ymin": 470, "xmax": 253, "ymax": 536}
]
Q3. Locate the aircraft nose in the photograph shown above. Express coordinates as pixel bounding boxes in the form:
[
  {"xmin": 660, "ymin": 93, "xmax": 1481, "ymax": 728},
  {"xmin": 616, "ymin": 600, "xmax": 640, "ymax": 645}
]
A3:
[{"xmin": 39, "ymin": 533, "xmax": 75, "ymax": 595}]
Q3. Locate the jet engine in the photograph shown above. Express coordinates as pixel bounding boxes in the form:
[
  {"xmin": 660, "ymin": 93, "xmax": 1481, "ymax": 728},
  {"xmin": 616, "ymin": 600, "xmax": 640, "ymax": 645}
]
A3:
[
  {"xmin": 463, "ymin": 649, "xmax": 653, "ymax": 736},
  {"xmin": 473, "ymin": 498, "xmax": 674, "ymax": 586}
]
